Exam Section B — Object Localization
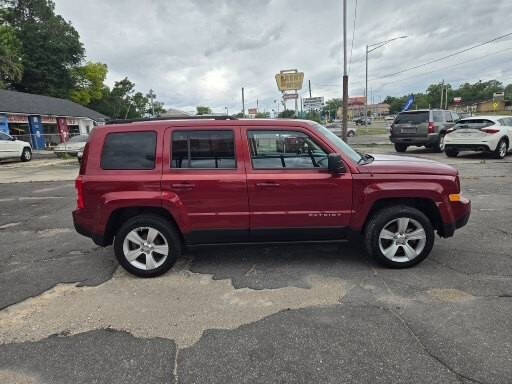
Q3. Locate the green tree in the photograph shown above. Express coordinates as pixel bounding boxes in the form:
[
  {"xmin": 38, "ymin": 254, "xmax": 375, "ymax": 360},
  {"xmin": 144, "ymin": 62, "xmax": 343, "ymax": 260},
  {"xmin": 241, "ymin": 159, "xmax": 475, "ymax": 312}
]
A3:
[
  {"xmin": 3, "ymin": 0, "xmax": 84, "ymax": 97},
  {"xmin": 255, "ymin": 111, "xmax": 270, "ymax": 118},
  {"xmin": 70, "ymin": 62, "xmax": 108, "ymax": 105},
  {"xmin": 505, "ymin": 84, "xmax": 512, "ymax": 100},
  {"xmin": 196, "ymin": 106, "xmax": 212, "ymax": 115},
  {"xmin": 323, "ymin": 98, "xmax": 342, "ymax": 117},
  {"xmin": 0, "ymin": 24, "xmax": 23, "ymax": 88},
  {"xmin": 278, "ymin": 109, "xmax": 295, "ymax": 118}
]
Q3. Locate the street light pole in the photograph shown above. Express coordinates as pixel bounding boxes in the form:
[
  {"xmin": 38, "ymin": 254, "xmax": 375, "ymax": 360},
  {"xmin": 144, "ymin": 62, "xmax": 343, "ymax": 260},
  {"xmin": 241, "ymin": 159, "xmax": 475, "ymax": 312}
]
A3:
[
  {"xmin": 364, "ymin": 36, "xmax": 407, "ymax": 126},
  {"xmin": 342, "ymin": 0, "xmax": 349, "ymax": 142}
]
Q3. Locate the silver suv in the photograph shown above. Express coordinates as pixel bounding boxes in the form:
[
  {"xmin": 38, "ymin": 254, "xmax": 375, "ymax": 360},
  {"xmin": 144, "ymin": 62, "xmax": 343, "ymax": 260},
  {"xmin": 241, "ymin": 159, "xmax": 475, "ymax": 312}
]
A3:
[{"xmin": 390, "ymin": 109, "xmax": 459, "ymax": 153}]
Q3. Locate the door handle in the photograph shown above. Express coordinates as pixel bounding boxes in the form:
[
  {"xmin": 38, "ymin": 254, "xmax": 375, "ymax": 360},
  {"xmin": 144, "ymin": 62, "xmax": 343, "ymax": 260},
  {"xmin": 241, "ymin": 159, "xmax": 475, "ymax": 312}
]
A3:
[
  {"xmin": 256, "ymin": 182, "xmax": 280, "ymax": 187},
  {"xmin": 171, "ymin": 183, "xmax": 196, "ymax": 189}
]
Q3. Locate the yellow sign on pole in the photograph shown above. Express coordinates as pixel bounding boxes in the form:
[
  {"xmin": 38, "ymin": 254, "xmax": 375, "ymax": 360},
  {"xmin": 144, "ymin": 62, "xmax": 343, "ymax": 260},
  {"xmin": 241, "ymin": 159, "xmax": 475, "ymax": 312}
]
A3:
[
  {"xmin": 493, "ymin": 101, "xmax": 499, "ymax": 111},
  {"xmin": 275, "ymin": 71, "xmax": 304, "ymax": 91}
]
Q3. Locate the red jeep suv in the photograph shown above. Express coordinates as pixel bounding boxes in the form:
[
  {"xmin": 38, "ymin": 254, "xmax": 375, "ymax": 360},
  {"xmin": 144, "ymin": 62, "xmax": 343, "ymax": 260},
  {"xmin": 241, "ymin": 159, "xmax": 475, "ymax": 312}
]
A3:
[{"xmin": 73, "ymin": 117, "xmax": 470, "ymax": 277}]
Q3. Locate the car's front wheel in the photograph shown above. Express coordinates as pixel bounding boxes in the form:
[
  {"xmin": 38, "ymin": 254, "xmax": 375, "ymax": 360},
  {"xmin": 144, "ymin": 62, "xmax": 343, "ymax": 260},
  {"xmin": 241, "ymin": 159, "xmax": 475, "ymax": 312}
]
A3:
[
  {"xmin": 445, "ymin": 148, "xmax": 459, "ymax": 158},
  {"xmin": 21, "ymin": 147, "xmax": 32, "ymax": 162},
  {"xmin": 365, "ymin": 206, "xmax": 435, "ymax": 268},
  {"xmin": 114, "ymin": 214, "xmax": 181, "ymax": 277}
]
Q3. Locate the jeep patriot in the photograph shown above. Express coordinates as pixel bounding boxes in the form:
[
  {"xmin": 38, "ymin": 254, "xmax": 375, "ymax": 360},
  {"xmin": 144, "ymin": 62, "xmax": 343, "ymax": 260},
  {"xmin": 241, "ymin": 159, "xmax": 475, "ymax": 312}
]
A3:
[{"xmin": 73, "ymin": 117, "xmax": 471, "ymax": 277}]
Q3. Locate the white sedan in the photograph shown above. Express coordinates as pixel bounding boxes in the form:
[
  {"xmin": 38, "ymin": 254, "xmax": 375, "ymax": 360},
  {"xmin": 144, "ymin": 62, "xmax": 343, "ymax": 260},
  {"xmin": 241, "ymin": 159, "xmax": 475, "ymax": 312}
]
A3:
[
  {"xmin": 444, "ymin": 115, "xmax": 512, "ymax": 159},
  {"xmin": 53, "ymin": 135, "xmax": 88, "ymax": 157},
  {"xmin": 0, "ymin": 132, "xmax": 32, "ymax": 162}
]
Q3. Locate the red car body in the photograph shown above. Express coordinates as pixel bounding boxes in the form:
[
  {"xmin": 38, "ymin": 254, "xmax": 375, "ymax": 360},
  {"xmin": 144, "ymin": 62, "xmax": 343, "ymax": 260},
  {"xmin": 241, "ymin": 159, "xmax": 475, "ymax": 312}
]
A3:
[{"xmin": 73, "ymin": 118, "xmax": 470, "ymax": 250}]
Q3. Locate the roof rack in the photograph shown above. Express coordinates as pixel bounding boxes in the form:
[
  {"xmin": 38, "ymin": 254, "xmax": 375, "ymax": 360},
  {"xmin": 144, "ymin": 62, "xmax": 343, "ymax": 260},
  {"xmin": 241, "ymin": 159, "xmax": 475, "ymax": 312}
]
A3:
[{"xmin": 105, "ymin": 115, "xmax": 237, "ymax": 125}]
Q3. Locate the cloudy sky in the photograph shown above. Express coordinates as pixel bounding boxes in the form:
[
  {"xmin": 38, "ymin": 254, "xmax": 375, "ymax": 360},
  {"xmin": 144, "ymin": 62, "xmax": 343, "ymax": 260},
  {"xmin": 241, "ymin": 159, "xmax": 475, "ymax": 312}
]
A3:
[{"xmin": 54, "ymin": 0, "xmax": 512, "ymax": 114}]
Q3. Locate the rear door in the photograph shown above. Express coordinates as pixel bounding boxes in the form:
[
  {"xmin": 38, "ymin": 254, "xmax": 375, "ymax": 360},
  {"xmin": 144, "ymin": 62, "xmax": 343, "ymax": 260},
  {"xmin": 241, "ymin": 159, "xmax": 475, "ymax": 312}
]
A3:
[
  {"xmin": 443, "ymin": 111, "xmax": 456, "ymax": 132},
  {"xmin": 161, "ymin": 126, "xmax": 249, "ymax": 244},
  {"xmin": 392, "ymin": 111, "xmax": 430, "ymax": 138},
  {"xmin": 243, "ymin": 126, "xmax": 353, "ymax": 241}
]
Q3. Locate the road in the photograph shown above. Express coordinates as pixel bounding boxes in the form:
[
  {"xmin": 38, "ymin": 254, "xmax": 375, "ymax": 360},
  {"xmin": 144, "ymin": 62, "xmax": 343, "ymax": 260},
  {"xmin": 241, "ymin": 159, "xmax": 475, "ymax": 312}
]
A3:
[{"xmin": 0, "ymin": 149, "xmax": 511, "ymax": 383}]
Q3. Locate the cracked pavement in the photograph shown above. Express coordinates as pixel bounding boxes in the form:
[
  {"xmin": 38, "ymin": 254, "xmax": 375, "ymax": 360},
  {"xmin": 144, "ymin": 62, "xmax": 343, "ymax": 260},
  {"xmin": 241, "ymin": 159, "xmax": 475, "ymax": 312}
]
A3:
[{"xmin": 0, "ymin": 150, "xmax": 511, "ymax": 383}]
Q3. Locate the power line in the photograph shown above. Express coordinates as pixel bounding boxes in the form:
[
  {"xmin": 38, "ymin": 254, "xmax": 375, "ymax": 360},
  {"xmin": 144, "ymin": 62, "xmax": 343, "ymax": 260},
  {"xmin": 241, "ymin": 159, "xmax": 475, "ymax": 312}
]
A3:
[
  {"xmin": 377, "ymin": 31, "xmax": 512, "ymax": 80},
  {"xmin": 373, "ymin": 45, "xmax": 512, "ymax": 92},
  {"xmin": 348, "ymin": 0, "xmax": 358, "ymax": 75}
]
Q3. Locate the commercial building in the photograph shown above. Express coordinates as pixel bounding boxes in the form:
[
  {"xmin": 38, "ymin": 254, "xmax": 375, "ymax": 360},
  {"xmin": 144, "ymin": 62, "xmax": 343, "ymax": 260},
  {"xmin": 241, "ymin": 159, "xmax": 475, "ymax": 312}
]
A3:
[{"xmin": 0, "ymin": 90, "xmax": 107, "ymax": 149}]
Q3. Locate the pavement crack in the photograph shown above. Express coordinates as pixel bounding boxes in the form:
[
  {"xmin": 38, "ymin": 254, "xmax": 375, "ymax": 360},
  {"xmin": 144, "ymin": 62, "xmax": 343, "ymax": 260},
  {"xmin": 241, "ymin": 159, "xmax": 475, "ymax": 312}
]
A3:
[
  {"xmin": 385, "ymin": 307, "xmax": 488, "ymax": 384},
  {"xmin": 430, "ymin": 257, "xmax": 512, "ymax": 278}
]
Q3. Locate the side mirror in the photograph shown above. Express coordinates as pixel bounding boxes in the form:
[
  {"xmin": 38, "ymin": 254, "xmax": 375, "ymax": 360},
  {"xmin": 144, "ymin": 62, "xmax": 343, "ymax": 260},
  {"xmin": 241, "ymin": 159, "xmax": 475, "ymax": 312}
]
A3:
[
  {"xmin": 328, "ymin": 153, "xmax": 345, "ymax": 174},
  {"xmin": 10, "ymin": 136, "xmax": 16, "ymax": 141}
]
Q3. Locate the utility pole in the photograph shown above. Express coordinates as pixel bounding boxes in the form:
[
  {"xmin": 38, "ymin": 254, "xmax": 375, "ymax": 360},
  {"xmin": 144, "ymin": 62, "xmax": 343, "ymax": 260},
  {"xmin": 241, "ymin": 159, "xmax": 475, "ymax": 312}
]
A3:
[
  {"xmin": 342, "ymin": 0, "xmax": 349, "ymax": 141},
  {"xmin": 445, "ymin": 86, "xmax": 449, "ymax": 110},
  {"xmin": 148, "ymin": 89, "xmax": 156, "ymax": 117},
  {"xmin": 241, "ymin": 87, "xmax": 245, "ymax": 117},
  {"xmin": 440, "ymin": 81, "xmax": 444, "ymax": 109},
  {"xmin": 309, "ymin": 80, "xmax": 312, "ymax": 98},
  {"xmin": 364, "ymin": 44, "xmax": 368, "ymax": 123}
]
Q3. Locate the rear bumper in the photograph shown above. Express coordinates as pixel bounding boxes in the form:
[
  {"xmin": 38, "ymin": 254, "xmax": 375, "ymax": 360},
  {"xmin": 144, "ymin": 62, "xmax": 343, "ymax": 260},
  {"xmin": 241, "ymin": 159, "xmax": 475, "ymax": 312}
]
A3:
[
  {"xmin": 390, "ymin": 133, "xmax": 439, "ymax": 146},
  {"xmin": 72, "ymin": 210, "xmax": 110, "ymax": 247},
  {"xmin": 445, "ymin": 144, "xmax": 492, "ymax": 152},
  {"xmin": 439, "ymin": 199, "xmax": 471, "ymax": 238}
]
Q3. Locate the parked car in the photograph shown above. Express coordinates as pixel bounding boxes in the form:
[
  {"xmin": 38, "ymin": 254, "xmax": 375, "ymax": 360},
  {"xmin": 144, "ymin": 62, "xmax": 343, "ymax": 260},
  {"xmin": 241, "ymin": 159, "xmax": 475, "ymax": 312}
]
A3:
[
  {"xmin": 54, "ymin": 135, "xmax": 88, "ymax": 157},
  {"xmin": 325, "ymin": 123, "xmax": 356, "ymax": 137},
  {"xmin": 444, "ymin": 115, "xmax": 512, "ymax": 159},
  {"xmin": 0, "ymin": 132, "xmax": 32, "ymax": 162},
  {"xmin": 77, "ymin": 150, "xmax": 83, "ymax": 163},
  {"xmin": 390, "ymin": 109, "xmax": 459, "ymax": 153},
  {"xmin": 384, "ymin": 115, "xmax": 396, "ymax": 122},
  {"xmin": 73, "ymin": 117, "xmax": 471, "ymax": 277},
  {"xmin": 354, "ymin": 117, "xmax": 372, "ymax": 126}
]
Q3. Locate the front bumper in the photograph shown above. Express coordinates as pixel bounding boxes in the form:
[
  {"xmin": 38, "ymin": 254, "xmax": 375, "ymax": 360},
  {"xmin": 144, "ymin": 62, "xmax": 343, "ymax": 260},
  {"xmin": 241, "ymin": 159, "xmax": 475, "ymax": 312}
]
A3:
[{"xmin": 439, "ymin": 199, "xmax": 471, "ymax": 238}]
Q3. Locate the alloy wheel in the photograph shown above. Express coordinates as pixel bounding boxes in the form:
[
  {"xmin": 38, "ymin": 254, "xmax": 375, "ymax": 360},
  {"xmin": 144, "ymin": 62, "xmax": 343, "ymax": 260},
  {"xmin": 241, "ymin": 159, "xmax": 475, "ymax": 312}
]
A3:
[
  {"xmin": 122, "ymin": 227, "xmax": 169, "ymax": 270},
  {"xmin": 378, "ymin": 217, "xmax": 427, "ymax": 263}
]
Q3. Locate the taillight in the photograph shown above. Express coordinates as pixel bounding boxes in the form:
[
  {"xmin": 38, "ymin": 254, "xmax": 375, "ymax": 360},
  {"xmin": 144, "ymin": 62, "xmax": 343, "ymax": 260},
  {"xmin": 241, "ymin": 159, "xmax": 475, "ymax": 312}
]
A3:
[
  {"xmin": 428, "ymin": 122, "xmax": 436, "ymax": 134},
  {"xmin": 79, "ymin": 143, "xmax": 89, "ymax": 175},
  {"xmin": 75, "ymin": 177, "xmax": 85, "ymax": 209},
  {"xmin": 481, "ymin": 128, "xmax": 500, "ymax": 134}
]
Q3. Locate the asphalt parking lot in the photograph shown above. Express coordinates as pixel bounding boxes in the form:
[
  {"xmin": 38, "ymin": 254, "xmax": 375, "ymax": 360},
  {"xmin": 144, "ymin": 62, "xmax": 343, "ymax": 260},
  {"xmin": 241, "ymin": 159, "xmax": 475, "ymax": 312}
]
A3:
[{"xmin": 1, "ymin": 147, "xmax": 511, "ymax": 384}]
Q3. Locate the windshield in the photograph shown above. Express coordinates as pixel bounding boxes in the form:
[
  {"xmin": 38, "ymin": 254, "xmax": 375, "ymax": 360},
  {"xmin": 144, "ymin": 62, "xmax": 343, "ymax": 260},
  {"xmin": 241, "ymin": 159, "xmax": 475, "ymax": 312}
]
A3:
[
  {"xmin": 69, "ymin": 135, "xmax": 88, "ymax": 143},
  {"xmin": 394, "ymin": 111, "xmax": 429, "ymax": 124},
  {"xmin": 310, "ymin": 122, "xmax": 362, "ymax": 163},
  {"xmin": 454, "ymin": 119, "xmax": 494, "ymax": 129}
]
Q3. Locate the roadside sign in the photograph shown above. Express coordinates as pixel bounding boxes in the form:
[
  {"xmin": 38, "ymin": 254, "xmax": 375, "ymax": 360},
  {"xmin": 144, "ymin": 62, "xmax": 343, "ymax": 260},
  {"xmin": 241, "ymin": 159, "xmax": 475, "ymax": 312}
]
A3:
[
  {"xmin": 453, "ymin": 97, "xmax": 462, "ymax": 105},
  {"xmin": 283, "ymin": 93, "xmax": 299, "ymax": 100},
  {"xmin": 275, "ymin": 72, "xmax": 304, "ymax": 91},
  {"xmin": 248, "ymin": 108, "xmax": 258, "ymax": 115},
  {"xmin": 303, "ymin": 97, "xmax": 324, "ymax": 110}
]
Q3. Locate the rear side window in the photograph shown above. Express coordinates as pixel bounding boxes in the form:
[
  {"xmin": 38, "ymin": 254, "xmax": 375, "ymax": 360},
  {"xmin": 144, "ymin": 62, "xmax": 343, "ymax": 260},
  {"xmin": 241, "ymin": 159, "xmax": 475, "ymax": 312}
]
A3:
[
  {"xmin": 101, "ymin": 132, "xmax": 157, "ymax": 170},
  {"xmin": 395, "ymin": 112, "xmax": 429, "ymax": 124},
  {"xmin": 172, "ymin": 130, "xmax": 236, "ymax": 169},
  {"xmin": 455, "ymin": 119, "xmax": 495, "ymax": 129},
  {"xmin": 432, "ymin": 111, "xmax": 443, "ymax": 123},
  {"xmin": 444, "ymin": 111, "xmax": 454, "ymax": 122}
]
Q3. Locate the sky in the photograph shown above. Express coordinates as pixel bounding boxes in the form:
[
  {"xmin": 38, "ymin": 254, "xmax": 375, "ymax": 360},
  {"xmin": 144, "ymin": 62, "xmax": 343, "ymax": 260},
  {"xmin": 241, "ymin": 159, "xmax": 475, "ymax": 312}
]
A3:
[{"xmin": 54, "ymin": 0, "xmax": 512, "ymax": 114}]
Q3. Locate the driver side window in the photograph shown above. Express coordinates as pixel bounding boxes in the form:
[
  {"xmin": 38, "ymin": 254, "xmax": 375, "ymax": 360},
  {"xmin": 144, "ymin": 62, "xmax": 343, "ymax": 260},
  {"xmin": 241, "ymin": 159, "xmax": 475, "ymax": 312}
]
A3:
[{"xmin": 248, "ymin": 130, "xmax": 328, "ymax": 169}]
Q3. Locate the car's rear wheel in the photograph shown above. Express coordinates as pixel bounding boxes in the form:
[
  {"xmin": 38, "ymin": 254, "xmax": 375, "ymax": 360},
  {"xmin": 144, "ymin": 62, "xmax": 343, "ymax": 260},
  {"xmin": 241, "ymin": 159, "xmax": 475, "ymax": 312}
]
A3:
[
  {"xmin": 365, "ymin": 206, "xmax": 435, "ymax": 268},
  {"xmin": 445, "ymin": 148, "xmax": 459, "ymax": 158},
  {"xmin": 21, "ymin": 147, "xmax": 32, "ymax": 162},
  {"xmin": 114, "ymin": 214, "xmax": 181, "ymax": 277},
  {"xmin": 493, "ymin": 139, "xmax": 508, "ymax": 159},
  {"xmin": 394, "ymin": 143, "xmax": 408, "ymax": 153},
  {"xmin": 347, "ymin": 130, "xmax": 355, "ymax": 137},
  {"xmin": 433, "ymin": 134, "xmax": 445, "ymax": 153}
]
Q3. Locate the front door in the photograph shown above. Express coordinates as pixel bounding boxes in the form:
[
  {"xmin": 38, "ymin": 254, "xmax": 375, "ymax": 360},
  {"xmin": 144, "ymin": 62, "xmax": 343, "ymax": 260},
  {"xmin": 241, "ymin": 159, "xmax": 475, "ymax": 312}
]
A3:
[
  {"xmin": 161, "ymin": 126, "xmax": 249, "ymax": 244},
  {"xmin": 0, "ymin": 132, "xmax": 18, "ymax": 159},
  {"xmin": 243, "ymin": 127, "xmax": 353, "ymax": 241}
]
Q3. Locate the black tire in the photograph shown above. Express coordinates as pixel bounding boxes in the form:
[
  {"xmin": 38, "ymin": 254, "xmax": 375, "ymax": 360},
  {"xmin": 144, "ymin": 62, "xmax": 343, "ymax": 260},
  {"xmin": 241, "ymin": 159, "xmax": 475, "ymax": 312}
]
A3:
[
  {"xmin": 114, "ymin": 214, "xmax": 182, "ymax": 278},
  {"xmin": 347, "ymin": 130, "xmax": 355, "ymax": 137},
  {"xmin": 445, "ymin": 148, "xmax": 459, "ymax": 158},
  {"xmin": 493, "ymin": 139, "xmax": 508, "ymax": 159},
  {"xmin": 432, "ymin": 134, "xmax": 445, "ymax": 153},
  {"xmin": 364, "ymin": 205, "xmax": 435, "ymax": 268},
  {"xmin": 394, "ymin": 143, "xmax": 408, "ymax": 153},
  {"xmin": 21, "ymin": 147, "xmax": 32, "ymax": 162}
]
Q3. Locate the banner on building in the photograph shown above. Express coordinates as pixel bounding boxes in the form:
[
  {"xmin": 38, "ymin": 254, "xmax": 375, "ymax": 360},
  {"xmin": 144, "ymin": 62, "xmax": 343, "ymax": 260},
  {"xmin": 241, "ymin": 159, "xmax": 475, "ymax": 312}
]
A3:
[
  {"xmin": 28, "ymin": 115, "xmax": 45, "ymax": 150},
  {"xmin": 0, "ymin": 114, "xmax": 9, "ymax": 135},
  {"xmin": 57, "ymin": 117, "xmax": 70, "ymax": 142}
]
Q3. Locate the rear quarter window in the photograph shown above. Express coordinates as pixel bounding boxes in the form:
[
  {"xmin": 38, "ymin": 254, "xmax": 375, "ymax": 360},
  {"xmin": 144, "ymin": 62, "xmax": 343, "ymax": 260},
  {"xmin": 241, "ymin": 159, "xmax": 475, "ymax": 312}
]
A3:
[{"xmin": 101, "ymin": 131, "xmax": 157, "ymax": 170}]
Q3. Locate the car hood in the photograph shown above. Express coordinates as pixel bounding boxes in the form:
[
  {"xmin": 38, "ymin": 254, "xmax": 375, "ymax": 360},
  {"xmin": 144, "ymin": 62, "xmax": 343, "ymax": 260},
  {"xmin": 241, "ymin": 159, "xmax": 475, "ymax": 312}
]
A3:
[
  {"xmin": 15, "ymin": 139, "xmax": 30, "ymax": 146},
  {"xmin": 358, "ymin": 154, "xmax": 458, "ymax": 176}
]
